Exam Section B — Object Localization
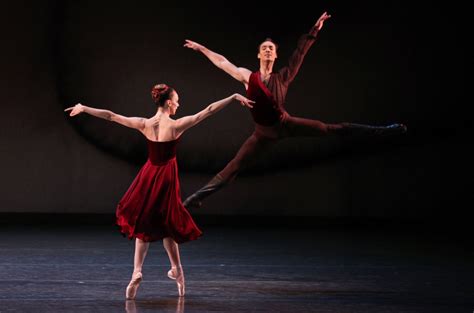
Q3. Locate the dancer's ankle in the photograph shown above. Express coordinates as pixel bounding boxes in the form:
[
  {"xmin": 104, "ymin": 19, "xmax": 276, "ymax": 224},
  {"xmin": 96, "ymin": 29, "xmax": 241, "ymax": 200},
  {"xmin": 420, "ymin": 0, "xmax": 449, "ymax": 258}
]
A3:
[{"xmin": 133, "ymin": 269, "xmax": 142, "ymax": 276}]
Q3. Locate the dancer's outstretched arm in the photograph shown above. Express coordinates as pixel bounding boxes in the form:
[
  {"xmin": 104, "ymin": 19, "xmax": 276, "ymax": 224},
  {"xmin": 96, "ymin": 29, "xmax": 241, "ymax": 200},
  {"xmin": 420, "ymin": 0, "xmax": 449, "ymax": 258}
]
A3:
[
  {"xmin": 281, "ymin": 11, "xmax": 331, "ymax": 84},
  {"xmin": 64, "ymin": 103, "xmax": 146, "ymax": 131},
  {"xmin": 173, "ymin": 94, "xmax": 253, "ymax": 136},
  {"xmin": 184, "ymin": 40, "xmax": 252, "ymax": 86}
]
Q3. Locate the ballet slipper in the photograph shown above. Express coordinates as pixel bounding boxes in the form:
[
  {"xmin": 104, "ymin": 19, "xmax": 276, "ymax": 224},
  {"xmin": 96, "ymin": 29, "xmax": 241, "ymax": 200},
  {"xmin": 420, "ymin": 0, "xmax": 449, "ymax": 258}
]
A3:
[
  {"xmin": 167, "ymin": 266, "xmax": 185, "ymax": 296},
  {"xmin": 125, "ymin": 272, "xmax": 143, "ymax": 300}
]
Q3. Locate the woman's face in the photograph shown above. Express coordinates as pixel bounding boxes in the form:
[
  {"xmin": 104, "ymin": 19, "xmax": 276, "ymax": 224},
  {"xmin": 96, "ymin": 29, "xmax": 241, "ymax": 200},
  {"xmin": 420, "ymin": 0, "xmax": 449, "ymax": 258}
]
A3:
[{"xmin": 168, "ymin": 91, "xmax": 180, "ymax": 115}]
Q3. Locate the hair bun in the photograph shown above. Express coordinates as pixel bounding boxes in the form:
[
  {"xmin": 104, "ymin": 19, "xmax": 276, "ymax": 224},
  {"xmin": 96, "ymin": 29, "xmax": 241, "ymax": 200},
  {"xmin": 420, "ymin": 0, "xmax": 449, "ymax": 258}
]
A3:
[{"xmin": 151, "ymin": 84, "xmax": 169, "ymax": 103}]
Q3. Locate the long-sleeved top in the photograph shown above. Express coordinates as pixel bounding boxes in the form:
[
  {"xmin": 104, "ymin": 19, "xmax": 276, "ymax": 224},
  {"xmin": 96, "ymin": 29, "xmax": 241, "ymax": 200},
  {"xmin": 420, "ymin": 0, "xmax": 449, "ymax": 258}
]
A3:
[{"xmin": 246, "ymin": 26, "xmax": 319, "ymax": 126}]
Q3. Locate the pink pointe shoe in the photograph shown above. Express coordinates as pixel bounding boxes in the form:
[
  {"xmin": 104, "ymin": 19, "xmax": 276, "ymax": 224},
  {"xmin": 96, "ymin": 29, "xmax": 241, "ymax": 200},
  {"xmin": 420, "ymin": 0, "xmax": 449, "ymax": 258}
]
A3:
[
  {"xmin": 126, "ymin": 272, "xmax": 143, "ymax": 300},
  {"xmin": 167, "ymin": 266, "xmax": 185, "ymax": 296}
]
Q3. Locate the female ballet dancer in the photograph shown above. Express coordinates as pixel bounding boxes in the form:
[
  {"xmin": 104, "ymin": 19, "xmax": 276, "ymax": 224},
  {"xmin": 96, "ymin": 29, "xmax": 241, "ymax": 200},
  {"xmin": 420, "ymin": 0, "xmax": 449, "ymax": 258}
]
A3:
[{"xmin": 65, "ymin": 84, "xmax": 253, "ymax": 299}]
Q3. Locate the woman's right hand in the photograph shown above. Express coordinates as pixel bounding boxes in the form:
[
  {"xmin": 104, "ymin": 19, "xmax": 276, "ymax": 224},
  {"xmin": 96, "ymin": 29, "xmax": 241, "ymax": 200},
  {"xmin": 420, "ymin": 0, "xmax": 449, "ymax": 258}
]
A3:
[
  {"xmin": 64, "ymin": 103, "xmax": 85, "ymax": 116},
  {"xmin": 233, "ymin": 94, "xmax": 254, "ymax": 108}
]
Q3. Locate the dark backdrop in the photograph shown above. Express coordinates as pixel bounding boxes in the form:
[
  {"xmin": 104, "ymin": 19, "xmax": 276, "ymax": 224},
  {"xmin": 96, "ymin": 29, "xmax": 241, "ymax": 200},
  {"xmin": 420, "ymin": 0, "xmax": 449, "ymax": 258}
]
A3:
[{"xmin": 0, "ymin": 1, "xmax": 470, "ymax": 218}]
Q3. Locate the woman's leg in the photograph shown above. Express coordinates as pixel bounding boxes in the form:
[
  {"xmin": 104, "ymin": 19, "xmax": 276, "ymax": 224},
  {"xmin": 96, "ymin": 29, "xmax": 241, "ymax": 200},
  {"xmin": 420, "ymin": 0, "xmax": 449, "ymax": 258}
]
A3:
[
  {"xmin": 126, "ymin": 238, "xmax": 150, "ymax": 299},
  {"xmin": 163, "ymin": 237, "xmax": 185, "ymax": 296}
]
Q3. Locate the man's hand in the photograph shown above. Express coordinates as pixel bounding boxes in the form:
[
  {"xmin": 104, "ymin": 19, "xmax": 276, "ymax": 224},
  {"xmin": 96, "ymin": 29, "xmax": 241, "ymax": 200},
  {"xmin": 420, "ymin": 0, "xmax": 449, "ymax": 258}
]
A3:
[{"xmin": 315, "ymin": 12, "xmax": 331, "ymax": 31}]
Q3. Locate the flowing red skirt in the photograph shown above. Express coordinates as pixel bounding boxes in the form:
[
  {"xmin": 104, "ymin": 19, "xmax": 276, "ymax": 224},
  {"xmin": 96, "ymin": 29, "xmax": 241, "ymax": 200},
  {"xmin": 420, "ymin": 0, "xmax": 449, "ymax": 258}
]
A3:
[{"xmin": 116, "ymin": 158, "xmax": 202, "ymax": 243}]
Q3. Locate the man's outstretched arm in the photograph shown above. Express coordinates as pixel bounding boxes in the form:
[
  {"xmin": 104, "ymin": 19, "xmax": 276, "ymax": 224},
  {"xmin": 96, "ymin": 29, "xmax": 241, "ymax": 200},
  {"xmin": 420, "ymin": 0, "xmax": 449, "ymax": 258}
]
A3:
[
  {"xmin": 184, "ymin": 39, "xmax": 252, "ymax": 86},
  {"xmin": 281, "ymin": 12, "xmax": 332, "ymax": 84}
]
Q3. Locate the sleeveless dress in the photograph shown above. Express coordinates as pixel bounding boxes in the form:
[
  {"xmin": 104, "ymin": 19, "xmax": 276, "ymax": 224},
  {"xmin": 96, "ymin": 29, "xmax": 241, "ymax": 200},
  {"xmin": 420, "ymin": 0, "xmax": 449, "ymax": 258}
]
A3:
[{"xmin": 116, "ymin": 138, "xmax": 202, "ymax": 243}]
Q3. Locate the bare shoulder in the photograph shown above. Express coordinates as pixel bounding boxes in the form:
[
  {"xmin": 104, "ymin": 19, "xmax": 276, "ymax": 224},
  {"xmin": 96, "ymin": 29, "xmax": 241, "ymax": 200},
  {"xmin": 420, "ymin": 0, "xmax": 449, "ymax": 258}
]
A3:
[
  {"xmin": 239, "ymin": 67, "xmax": 252, "ymax": 75},
  {"xmin": 239, "ymin": 67, "xmax": 252, "ymax": 82}
]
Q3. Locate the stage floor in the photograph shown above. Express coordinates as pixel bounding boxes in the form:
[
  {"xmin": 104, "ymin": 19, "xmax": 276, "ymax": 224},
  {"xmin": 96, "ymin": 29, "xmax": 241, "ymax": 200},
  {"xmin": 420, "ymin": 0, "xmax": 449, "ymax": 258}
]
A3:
[{"xmin": 0, "ymin": 220, "xmax": 472, "ymax": 312}]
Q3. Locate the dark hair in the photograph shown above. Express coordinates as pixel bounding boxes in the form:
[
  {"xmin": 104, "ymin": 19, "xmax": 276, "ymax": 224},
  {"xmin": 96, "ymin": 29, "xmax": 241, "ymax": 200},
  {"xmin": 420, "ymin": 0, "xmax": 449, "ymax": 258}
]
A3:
[
  {"xmin": 258, "ymin": 38, "xmax": 279, "ymax": 52},
  {"xmin": 151, "ymin": 83, "xmax": 175, "ymax": 107}
]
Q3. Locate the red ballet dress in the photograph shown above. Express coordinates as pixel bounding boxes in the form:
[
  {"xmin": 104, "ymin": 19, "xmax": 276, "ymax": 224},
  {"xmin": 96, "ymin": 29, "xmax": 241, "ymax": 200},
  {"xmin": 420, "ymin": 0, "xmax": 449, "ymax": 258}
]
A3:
[{"xmin": 116, "ymin": 137, "xmax": 202, "ymax": 243}]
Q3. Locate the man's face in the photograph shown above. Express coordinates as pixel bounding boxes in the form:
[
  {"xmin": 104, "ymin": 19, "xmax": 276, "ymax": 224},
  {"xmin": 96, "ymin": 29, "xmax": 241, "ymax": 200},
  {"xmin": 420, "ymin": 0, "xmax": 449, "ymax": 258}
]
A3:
[{"xmin": 258, "ymin": 41, "xmax": 277, "ymax": 62}]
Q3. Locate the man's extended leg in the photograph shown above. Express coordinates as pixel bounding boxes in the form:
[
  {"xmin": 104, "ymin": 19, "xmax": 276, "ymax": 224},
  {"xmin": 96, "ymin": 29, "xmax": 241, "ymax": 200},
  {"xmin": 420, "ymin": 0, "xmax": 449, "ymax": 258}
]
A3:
[
  {"xmin": 183, "ymin": 132, "xmax": 275, "ymax": 209},
  {"xmin": 282, "ymin": 115, "xmax": 407, "ymax": 137}
]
